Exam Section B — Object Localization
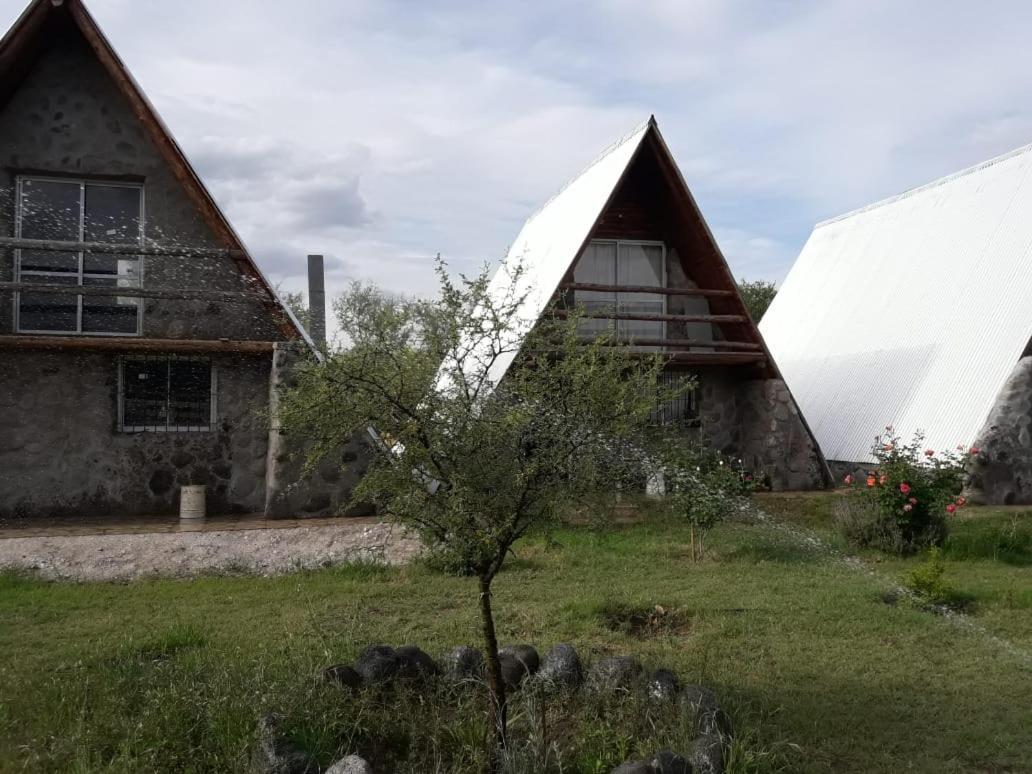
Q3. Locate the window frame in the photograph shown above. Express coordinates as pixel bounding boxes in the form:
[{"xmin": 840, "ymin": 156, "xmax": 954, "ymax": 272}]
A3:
[
  {"xmin": 13, "ymin": 175, "xmax": 146, "ymax": 336},
  {"xmin": 117, "ymin": 355, "xmax": 218, "ymax": 433},
  {"xmin": 574, "ymin": 238, "xmax": 667, "ymax": 340}
]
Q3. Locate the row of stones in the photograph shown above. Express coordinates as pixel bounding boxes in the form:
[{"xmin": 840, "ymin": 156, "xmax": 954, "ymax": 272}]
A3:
[{"xmin": 255, "ymin": 643, "xmax": 731, "ymax": 774}]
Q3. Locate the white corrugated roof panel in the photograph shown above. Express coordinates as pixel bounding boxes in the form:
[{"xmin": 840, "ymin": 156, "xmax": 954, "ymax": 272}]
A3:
[
  {"xmin": 760, "ymin": 143, "xmax": 1032, "ymax": 462},
  {"xmin": 436, "ymin": 118, "xmax": 650, "ymax": 396}
]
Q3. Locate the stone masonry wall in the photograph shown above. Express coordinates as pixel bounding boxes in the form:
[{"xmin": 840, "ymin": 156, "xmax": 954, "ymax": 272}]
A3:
[
  {"xmin": 0, "ymin": 350, "xmax": 270, "ymax": 520},
  {"xmin": 264, "ymin": 343, "xmax": 375, "ymax": 518},
  {"xmin": 966, "ymin": 356, "xmax": 1032, "ymax": 505},
  {"xmin": 736, "ymin": 378, "xmax": 825, "ymax": 490},
  {"xmin": 680, "ymin": 369, "xmax": 824, "ymax": 490}
]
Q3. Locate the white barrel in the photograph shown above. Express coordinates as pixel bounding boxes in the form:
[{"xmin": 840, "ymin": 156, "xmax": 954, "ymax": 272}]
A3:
[{"xmin": 180, "ymin": 485, "xmax": 207, "ymax": 520}]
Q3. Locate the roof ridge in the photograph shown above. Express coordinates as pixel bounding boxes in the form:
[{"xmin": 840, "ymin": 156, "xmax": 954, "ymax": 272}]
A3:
[
  {"xmin": 520, "ymin": 116, "xmax": 652, "ymax": 228},
  {"xmin": 815, "ymin": 140, "xmax": 1032, "ymax": 229}
]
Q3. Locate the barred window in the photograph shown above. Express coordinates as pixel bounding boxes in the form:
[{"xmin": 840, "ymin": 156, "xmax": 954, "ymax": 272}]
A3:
[
  {"xmin": 119, "ymin": 356, "xmax": 215, "ymax": 432},
  {"xmin": 651, "ymin": 371, "xmax": 700, "ymax": 427}
]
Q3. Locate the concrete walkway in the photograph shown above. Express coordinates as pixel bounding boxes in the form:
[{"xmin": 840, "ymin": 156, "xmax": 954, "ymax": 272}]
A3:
[{"xmin": 0, "ymin": 517, "xmax": 420, "ymax": 582}]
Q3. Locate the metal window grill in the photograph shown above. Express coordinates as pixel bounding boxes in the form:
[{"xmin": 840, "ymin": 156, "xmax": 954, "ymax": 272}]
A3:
[
  {"xmin": 650, "ymin": 371, "xmax": 700, "ymax": 428},
  {"xmin": 119, "ymin": 355, "xmax": 215, "ymax": 432}
]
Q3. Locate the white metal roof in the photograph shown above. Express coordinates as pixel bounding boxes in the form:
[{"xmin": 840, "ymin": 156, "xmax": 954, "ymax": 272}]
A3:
[
  {"xmin": 760, "ymin": 142, "xmax": 1032, "ymax": 462},
  {"xmin": 436, "ymin": 118, "xmax": 651, "ymax": 397}
]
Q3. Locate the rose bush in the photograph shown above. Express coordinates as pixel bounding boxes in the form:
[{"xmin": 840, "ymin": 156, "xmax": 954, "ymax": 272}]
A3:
[{"xmin": 836, "ymin": 427, "xmax": 973, "ymax": 554}]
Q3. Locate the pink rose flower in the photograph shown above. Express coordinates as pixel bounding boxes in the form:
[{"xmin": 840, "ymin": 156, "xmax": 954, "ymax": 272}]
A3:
[
  {"xmin": 908, "ymin": 497, "xmax": 917, "ymax": 505},
  {"xmin": 946, "ymin": 503, "xmax": 957, "ymax": 514},
  {"xmin": 924, "ymin": 449, "xmax": 935, "ymax": 457},
  {"xmin": 969, "ymin": 447, "xmax": 981, "ymax": 455},
  {"xmin": 899, "ymin": 482, "xmax": 911, "ymax": 495},
  {"xmin": 903, "ymin": 503, "xmax": 913, "ymax": 512},
  {"xmin": 843, "ymin": 474, "xmax": 854, "ymax": 485}
]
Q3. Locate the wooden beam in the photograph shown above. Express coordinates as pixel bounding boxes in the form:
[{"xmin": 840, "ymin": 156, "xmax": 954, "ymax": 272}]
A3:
[
  {"xmin": 642, "ymin": 351, "xmax": 765, "ymax": 366},
  {"xmin": 553, "ymin": 309, "xmax": 746, "ymax": 324},
  {"xmin": 0, "ymin": 335, "xmax": 275, "ymax": 354},
  {"xmin": 584, "ymin": 336, "xmax": 762, "ymax": 351},
  {"xmin": 0, "ymin": 281, "xmax": 267, "ymax": 303},
  {"xmin": 0, "ymin": 236, "xmax": 246, "ymax": 259},
  {"xmin": 558, "ymin": 282, "xmax": 735, "ymax": 298}
]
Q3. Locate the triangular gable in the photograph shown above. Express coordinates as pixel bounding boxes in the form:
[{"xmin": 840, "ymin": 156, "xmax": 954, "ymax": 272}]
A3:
[
  {"xmin": 760, "ymin": 142, "xmax": 1032, "ymax": 462},
  {"xmin": 446, "ymin": 116, "xmax": 780, "ymax": 396},
  {"xmin": 0, "ymin": 0, "xmax": 312, "ymax": 345}
]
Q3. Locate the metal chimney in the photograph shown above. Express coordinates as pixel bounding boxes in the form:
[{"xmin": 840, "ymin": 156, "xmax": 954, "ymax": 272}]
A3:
[{"xmin": 307, "ymin": 254, "xmax": 326, "ymax": 347}]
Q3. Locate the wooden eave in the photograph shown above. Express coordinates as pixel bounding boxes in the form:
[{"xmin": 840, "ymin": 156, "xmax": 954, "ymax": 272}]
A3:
[{"xmin": 0, "ymin": 334, "xmax": 275, "ymax": 354}]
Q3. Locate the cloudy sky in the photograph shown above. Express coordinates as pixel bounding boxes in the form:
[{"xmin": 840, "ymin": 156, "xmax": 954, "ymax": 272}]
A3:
[{"xmin": 9, "ymin": 0, "xmax": 1032, "ymax": 303}]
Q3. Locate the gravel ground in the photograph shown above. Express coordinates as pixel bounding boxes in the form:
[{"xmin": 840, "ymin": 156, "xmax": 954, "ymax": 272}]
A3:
[{"xmin": 0, "ymin": 522, "xmax": 421, "ymax": 582}]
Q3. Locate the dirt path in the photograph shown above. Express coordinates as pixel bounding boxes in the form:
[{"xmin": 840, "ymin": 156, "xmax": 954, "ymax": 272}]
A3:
[{"xmin": 0, "ymin": 521, "xmax": 420, "ymax": 582}]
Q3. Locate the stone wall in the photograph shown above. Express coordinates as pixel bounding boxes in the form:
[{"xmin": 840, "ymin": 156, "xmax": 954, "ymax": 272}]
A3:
[
  {"xmin": 0, "ymin": 350, "xmax": 271, "ymax": 520},
  {"xmin": 966, "ymin": 356, "xmax": 1032, "ymax": 505},
  {"xmin": 684, "ymin": 369, "xmax": 825, "ymax": 490},
  {"xmin": 264, "ymin": 343, "xmax": 375, "ymax": 518},
  {"xmin": 735, "ymin": 378, "xmax": 826, "ymax": 490},
  {"xmin": 0, "ymin": 28, "xmax": 278, "ymax": 340}
]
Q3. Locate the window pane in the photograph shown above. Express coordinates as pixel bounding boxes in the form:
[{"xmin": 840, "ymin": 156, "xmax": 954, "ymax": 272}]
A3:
[
  {"xmin": 81, "ymin": 277, "xmax": 140, "ymax": 334},
  {"xmin": 20, "ymin": 179, "xmax": 81, "ymax": 241},
  {"xmin": 84, "ymin": 184, "xmax": 141, "ymax": 242},
  {"xmin": 18, "ymin": 274, "xmax": 78, "ymax": 331},
  {"xmin": 573, "ymin": 241, "xmax": 616, "ymax": 337},
  {"xmin": 123, "ymin": 359, "xmax": 168, "ymax": 428},
  {"xmin": 168, "ymin": 360, "xmax": 212, "ymax": 428},
  {"xmin": 618, "ymin": 243, "xmax": 664, "ymax": 341},
  {"xmin": 84, "ymin": 185, "xmax": 141, "ymax": 274},
  {"xmin": 19, "ymin": 249, "xmax": 78, "ymax": 273}
]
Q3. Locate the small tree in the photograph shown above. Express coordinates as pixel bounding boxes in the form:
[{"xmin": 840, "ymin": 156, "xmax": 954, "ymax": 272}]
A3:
[
  {"xmin": 660, "ymin": 441, "xmax": 753, "ymax": 560},
  {"xmin": 277, "ymin": 259, "xmax": 671, "ymax": 762},
  {"xmin": 736, "ymin": 278, "xmax": 777, "ymax": 322}
]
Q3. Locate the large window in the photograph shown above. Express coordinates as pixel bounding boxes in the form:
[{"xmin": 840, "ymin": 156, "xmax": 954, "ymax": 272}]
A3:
[
  {"xmin": 119, "ymin": 356, "xmax": 215, "ymax": 432},
  {"xmin": 15, "ymin": 177, "xmax": 143, "ymax": 335},
  {"xmin": 572, "ymin": 240, "xmax": 665, "ymax": 341}
]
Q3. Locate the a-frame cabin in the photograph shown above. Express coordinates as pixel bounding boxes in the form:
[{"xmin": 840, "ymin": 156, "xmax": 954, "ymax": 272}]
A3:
[
  {"xmin": 482, "ymin": 118, "xmax": 828, "ymax": 490},
  {"xmin": 0, "ymin": 0, "xmax": 360, "ymax": 520}
]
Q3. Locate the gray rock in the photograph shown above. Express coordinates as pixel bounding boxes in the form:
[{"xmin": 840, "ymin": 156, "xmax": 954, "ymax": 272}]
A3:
[
  {"xmin": 536, "ymin": 643, "xmax": 583, "ymax": 689},
  {"xmin": 324, "ymin": 755, "xmax": 374, "ymax": 774},
  {"xmin": 442, "ymin": 645, "xmax": 484, "ymax": 682},
  {"xmin": 586, "ymin": 656, "xmax": 643, "ymax": 693},
  {"xmin": 690, "ymin": 733, "xmax": 723, "ymax": 774},
  {"xmin": 647, "ymin": 669, "xmax": 679, "ymax": 702},
  {"xmin": 499, "ymin": 644, "xmax": 540, "ymax": 673},
  {"xmin": 323, "ymin": 664, "xmax": 362, "ymax": 691},
  {"xmin": 498, "ymin": 644, "xmax": 539, "ymax": 689},
  {"xmin": 354, "ymin": 645, "xmax": 400, "ymax": 683},
  {"xmin": 651, "ymin": 749, "xmax": 692, "ymax": 774},
  {"xmin": 251, "ymin": 713, "xmax": 316, "ymax": 774},
  {"xmin": 611, "ymin": 761, "xmax": 656, "ymax": 774},
  {"xmin": 395, "ymin": 645, "xmax": 438, "ymax": 679},
  {"xmin": 680, "ymin": 685, "xmax": 731, "ymax": 737}
]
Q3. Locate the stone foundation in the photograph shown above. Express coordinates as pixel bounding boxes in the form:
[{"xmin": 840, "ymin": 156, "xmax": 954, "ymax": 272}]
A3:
[{"xmin": 966, "ymin": 356, "xmax": 1032, "ymax": 505}]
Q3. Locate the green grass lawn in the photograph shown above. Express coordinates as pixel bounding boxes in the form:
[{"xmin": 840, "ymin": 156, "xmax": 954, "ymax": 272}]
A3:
[{"xmin": 1, "ymin": 496, "xmax": 1030, "ymax": 773}]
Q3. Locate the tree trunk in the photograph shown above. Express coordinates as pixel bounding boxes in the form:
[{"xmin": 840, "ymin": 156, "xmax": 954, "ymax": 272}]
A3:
[
  {"xmin": 478, "ymin": 574, "xmax": 507, "ymax": 768},
  {"xmin": 690, "ymin": 525, "xmax": 696, "ymax": 562}
]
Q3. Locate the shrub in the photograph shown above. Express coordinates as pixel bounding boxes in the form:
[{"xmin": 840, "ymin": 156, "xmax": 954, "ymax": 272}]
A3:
[
  {"xmin": 659, "ymin": 443, "xmax": 755, "ymax": 561},
  {"xmin": 838, "ymin": 428, "xmax": 974, "ymax": 555},
  {"xmin": 904, "ymin": 547, "xmax": 950, "ymax": 601}
]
